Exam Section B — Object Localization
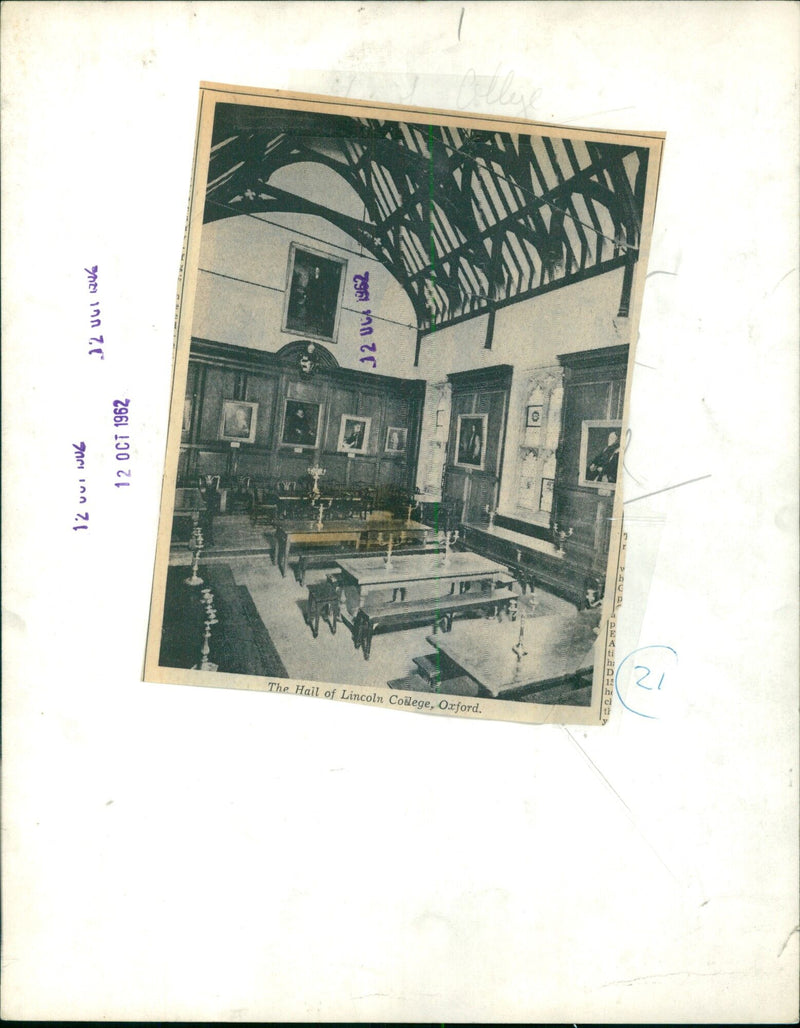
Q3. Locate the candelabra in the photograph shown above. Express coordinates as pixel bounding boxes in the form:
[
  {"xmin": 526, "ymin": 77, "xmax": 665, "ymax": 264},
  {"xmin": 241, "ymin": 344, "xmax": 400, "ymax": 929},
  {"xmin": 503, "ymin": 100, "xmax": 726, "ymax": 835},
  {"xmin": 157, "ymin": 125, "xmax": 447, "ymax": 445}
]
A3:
[
  {"xmin": 511, "ymin": 612, "xmax": 528, "ymax": 661},
  {"xmin": 185, "ymin": 525, "xmax": 204, "ymax": 586},
  {"xmin": 553, "ymin": 523, "xmax": 573, "ymax": 554},
  {"xmin": 307, "ymin": 463, "xmax": 327, "ymax": 501},
  {"xmin": 193, "ymin": 587, "xmax": 219, "ymax": 671},
  {"xmin": 439, "ymin": 528, "xmax": 459, "ymax": 565},
  {"xmin": 405, "ymin": 500, "xmax": 419, "ymax": 527}
]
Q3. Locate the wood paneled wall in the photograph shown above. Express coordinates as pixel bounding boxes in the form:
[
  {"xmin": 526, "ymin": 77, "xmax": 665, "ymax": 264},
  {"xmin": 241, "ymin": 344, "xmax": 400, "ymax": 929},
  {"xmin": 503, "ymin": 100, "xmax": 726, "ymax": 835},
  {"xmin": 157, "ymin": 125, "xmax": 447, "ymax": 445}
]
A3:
[
  {"xmin": 553, "ymin": 345, "xmax": 629, "ymax": 575},
  {"xmin": 442, "ymin": 365, "xmax": 513, "ymax": 525},
  {"xmin": 179, "ymin": 338, "xmax": 425, "ymax": 492}
]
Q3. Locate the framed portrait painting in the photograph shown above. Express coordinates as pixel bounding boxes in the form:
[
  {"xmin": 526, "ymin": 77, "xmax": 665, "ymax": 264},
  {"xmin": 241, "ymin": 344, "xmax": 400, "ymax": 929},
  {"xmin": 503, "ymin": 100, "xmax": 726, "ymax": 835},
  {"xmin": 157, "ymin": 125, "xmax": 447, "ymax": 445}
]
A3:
[
  {"xmin": 526, "ymin": 404, "xmax": 543, "ymax": 428},
  {"xmin": 579, "ymin": 420, "xmax": 621, "ymax": 488},
  {"xmin": 454, "ymin": 413, "xmax": 487, "ymax": 470},
  {"xmin": 219, "ymin": 400, "xmax": 258, "ymax": 444},
  {"xmin": 182, "ymin": 396, "xmax": 194, "ymax": 441},
  {"xmin": 280, "ymin": 399, "xmax": 321, "ymax": 449},
  {"xmin": 385, "ymin": 426, "xmax": 407, "ymax": 453},
  {"xmin": 337, "ymin": 415, "xmax": 370, "ymax": 454},
  {"xmin": 282, "ymin": 242, "xmax": 347, "ymax": 344}
]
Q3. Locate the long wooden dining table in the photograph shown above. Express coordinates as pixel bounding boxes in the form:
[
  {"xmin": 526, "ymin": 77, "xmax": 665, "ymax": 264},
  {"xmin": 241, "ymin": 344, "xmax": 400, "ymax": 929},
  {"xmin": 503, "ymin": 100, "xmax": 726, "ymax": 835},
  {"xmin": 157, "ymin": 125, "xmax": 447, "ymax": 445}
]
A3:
[
  {"xmin": 274, "ymin": 518, "xmax": 433, "ymax": 577},
  {"xmin": 335, "ymin": 550, "xmax": 509, "ymax": 606},
  {"xmin": 425, "ymin": 607, "xmax": 601, "ymax": 698}
]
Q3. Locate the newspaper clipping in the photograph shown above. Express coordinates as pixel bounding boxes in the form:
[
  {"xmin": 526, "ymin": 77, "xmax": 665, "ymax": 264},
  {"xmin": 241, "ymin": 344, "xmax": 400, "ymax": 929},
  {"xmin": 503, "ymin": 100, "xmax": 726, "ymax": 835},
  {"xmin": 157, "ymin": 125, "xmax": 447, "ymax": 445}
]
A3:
[{"xmin": 144, "ymin": 82, "xmax": 663, "ymax": 726}]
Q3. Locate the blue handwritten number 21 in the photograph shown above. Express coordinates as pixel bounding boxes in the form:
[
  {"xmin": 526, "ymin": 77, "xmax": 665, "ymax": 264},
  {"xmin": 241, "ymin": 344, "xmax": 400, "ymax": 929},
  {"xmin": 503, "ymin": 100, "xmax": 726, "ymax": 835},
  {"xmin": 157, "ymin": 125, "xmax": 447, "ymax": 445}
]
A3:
[{"xmin": 634, "ymin": 665, "xmax": 665, "ymax": 691}]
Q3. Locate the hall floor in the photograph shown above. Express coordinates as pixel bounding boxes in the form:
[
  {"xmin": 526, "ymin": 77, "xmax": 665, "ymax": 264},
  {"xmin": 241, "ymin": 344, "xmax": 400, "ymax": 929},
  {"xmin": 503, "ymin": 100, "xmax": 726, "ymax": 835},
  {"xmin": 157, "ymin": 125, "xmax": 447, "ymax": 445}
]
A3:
[{"xmin": 169, "ymin": 515, "xmax": 579, "ymax": 692}]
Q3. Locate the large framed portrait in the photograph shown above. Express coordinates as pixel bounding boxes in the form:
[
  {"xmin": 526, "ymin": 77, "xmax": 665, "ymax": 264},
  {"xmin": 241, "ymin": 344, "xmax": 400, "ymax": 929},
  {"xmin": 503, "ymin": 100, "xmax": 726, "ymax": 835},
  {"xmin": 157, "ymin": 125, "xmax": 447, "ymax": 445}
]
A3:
[
  {"xmin": 282, "ymin": 242, "xmax": 347, "ymax": 344},
  {"xmin": 579, "ymin": 420, "xmax": 622, "ymax": 488},
  {"xmin": 280, "ymin": 399, "xmax": 321, "ymax": 449},
  {"xmin": 337, "ymin": 415, "xmax": 370, "ymax": 454},
  {"xmin": 455, "ymin": 413, "xmax": 487, "ymax": 470},
  {"xmin": 219, "ymin": 400, "xmax": 258, "ymax": 443},
  {"xmin": 384, "ymin": 426, "xmax": 407, "ymax": 453}
]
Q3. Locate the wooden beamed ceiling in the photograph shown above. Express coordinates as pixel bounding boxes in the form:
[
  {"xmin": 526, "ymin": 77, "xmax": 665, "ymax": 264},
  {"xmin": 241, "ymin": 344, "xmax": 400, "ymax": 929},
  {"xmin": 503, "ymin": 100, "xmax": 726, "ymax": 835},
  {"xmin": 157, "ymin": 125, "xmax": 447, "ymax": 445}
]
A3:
[{"xmin": 205, "ymin": 104, "xmax": 647, "ymax": 334}]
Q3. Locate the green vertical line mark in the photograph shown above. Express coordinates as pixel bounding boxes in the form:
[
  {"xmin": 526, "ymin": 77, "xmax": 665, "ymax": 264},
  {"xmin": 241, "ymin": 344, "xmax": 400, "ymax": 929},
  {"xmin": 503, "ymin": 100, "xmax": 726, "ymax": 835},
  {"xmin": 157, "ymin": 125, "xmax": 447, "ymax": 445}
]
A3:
[{"xmin": 428, "ymin": 123, "xmax": 443, "ymax": 689}]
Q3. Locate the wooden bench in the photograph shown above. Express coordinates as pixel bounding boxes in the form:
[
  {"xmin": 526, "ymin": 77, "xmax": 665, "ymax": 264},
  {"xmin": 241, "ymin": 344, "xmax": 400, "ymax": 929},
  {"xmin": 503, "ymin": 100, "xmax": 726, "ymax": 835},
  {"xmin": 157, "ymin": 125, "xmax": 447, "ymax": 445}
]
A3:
[
  {"xmin": 352, "ymin": 590, "xmax": 513, "ymax": 660},
  {"xmin": 295, "ymin": 540, "xmax": 441, "ymax": 585}
]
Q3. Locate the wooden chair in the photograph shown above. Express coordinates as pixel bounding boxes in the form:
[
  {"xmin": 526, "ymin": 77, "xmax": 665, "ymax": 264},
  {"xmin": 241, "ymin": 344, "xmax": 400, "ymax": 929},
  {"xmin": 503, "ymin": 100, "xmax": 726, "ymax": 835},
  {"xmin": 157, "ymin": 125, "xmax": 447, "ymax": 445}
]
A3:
[{"xmin": 250, "ymin": 486, "xmax": 277, "ymax": 527}]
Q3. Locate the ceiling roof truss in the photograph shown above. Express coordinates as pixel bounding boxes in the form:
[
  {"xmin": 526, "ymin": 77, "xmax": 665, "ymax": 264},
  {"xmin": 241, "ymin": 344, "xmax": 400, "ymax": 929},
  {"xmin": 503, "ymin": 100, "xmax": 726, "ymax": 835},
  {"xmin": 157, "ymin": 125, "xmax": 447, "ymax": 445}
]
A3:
[{"xmin": 205, "ymin": 107, "xmax": 647, "ymax": 333}]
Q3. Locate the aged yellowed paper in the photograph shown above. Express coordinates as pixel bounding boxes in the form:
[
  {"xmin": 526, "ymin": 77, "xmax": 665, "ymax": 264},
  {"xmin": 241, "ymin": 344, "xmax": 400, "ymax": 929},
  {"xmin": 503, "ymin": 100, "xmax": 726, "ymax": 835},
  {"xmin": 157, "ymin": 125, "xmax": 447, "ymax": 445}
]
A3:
[
  {"xmin": 143, "ymin": 83, "xmax": 663, "ymax": 725},
  {"xmin": 3, "ymin": 3, "xmax": 798, "ymax": 1023}
]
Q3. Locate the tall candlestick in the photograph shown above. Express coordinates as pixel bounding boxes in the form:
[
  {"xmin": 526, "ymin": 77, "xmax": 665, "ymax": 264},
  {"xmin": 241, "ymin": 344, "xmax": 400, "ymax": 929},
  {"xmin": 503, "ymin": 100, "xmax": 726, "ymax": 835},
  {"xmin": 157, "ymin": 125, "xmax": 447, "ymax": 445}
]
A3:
[
  {"xmin": 193, "ymin": 589, "xmax": 218, "ymax": 670},
  {"xmin": 185, "ymin": 525, "xmax": 204, "ymax": 586},
  {"xmin": 385, "ymin": 534, "xmax": 394, "ymax": 569},
  {"xmin": 511, "ymin": 613, "xmax": 528, "ymax": 661}
]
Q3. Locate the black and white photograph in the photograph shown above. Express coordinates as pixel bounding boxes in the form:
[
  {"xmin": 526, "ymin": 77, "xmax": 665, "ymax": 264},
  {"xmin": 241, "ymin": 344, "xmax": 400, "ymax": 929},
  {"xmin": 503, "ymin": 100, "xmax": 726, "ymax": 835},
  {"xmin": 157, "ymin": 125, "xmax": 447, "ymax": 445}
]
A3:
[
  {"xmin": 145, "ymin": 84, "xmax": 664, "ymax": 726},
  {"xmin": 337, "ymin": 414, "xmax": 370, "ymax": 453},
  {"xmin": 219, "ymin": 399, "xmax": 258, "ymax": 443}
]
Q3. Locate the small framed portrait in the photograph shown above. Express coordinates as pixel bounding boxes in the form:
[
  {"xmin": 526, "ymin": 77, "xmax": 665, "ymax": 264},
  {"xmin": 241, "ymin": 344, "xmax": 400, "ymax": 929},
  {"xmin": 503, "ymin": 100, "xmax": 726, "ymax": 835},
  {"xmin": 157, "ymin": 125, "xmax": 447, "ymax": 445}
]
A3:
[
  {"xmin": 182, "ymin": 396, "xmax": 193, "ymax": 440},
  {"xmin": 455, "ymin": 413, "xmax": 487, "ymax": 470},
  {"xmin": 579, "ymin": 420, "xmax": 622, "ymax": 488},
  {"xmin": 281, "ymin": 399, "xmax": 321, "ymax": 449},
  {"xmin": 282, "ymin": 242, "xmax": 347, "ymax": 344},
  {"xmin": 526, "ymin": 404, "xmax": 543, "ymax": 428},
  {"xmin": 385, "ymin": 426, "xmax": 407, "ymax": 453},
  {"xmin": 219, "ymin": 400, "xmax": 258, "ymax": 443},
  {"xmin": 337, "ymin": 415, "xmax": 370, "ymax": 454}
]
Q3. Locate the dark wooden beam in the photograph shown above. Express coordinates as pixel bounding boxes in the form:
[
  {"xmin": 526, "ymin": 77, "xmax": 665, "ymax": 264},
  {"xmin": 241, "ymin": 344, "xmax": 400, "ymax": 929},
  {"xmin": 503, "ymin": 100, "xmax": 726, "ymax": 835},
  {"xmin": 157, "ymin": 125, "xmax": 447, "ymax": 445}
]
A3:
[
  {"xmin": 413, "ymin": 328, "xmax": 424, "ymax": 368},
  {"xmin": 484, "ymin": 307, "xmax": 496, "ymax": 350},
  {"xmin": 419, "ymin": 252, "xmax": 629, "ymax": 337},
  {"xmin": 617, "ymin": 257, "xmax": 635, "ymax": 318}
]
